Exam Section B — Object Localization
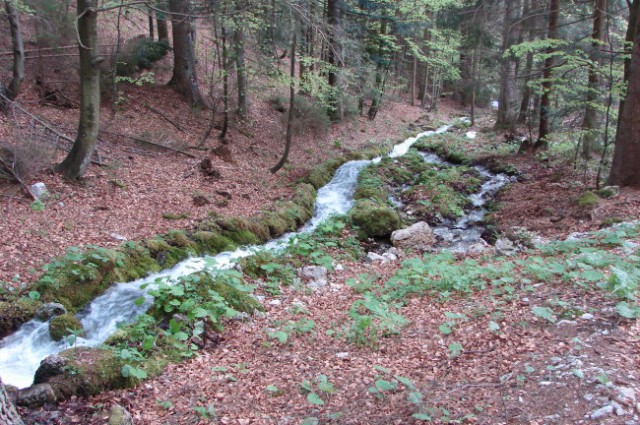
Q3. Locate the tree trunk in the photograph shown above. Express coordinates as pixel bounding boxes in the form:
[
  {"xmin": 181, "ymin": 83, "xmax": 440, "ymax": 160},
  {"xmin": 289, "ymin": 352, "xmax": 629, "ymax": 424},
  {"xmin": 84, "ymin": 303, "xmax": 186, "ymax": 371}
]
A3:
[
  {"xmin": 271, "ymin": 27, "xmax": 296, "ymax": 174},
  {"xmin": 168, "ymin": 0, "xmax": 206, "ymax": 108},
  {"xmin": 327, "ymin": 0, "xmax": 342, "ymax": 120},
  {"xmin": 233, "ymin": 2, "xmax": 248, "ymax": 119},
  {"xmin": 616, "ymin": 0, "xmax": 639, "ymax": 133},
  {"xmin": 368, "ymin": 19, "xmax": 388, "ymax": 121},
  {"xmin": 496, "ymin": 0, "xmax": 521, "ymax": 130},
  {"xmin": 56, "ymin": 0, "xmax": 101, "ymax": 180},
  {"xmin": 534, "ymin": 0, "xmax": 559, "ymax": 150},
  {"xmin": 220, "ymin": 13, "xmax": 229, "ymax": 139},
  {"xmin": 1, "ymin": 378, "xmax": 24, "ymax": 425},
  {"xmin": 157, "ymin": 9, "xmax": 169, "ymax": 42},
  {"xmin": 2, "ymin": 0, "xmax": 25, "ymax": 104},
  {"xmin": 148, "ymin": 8, "xmax": 155, "ymax": 40},
  {"xmin": 580, "ymin": 0, "xmax": 607, "ymax": 159},
  {"xmin": 608, "ymin": 0, "xmax": 640, "ymax": 187}
]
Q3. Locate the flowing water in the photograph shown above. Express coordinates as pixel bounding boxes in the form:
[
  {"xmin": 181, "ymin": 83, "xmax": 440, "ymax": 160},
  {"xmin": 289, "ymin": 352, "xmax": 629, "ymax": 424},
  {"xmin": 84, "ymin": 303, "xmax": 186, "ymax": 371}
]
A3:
[{"xmin": 0, "ymin": 123, "xmax": 510, "ymax": 389}]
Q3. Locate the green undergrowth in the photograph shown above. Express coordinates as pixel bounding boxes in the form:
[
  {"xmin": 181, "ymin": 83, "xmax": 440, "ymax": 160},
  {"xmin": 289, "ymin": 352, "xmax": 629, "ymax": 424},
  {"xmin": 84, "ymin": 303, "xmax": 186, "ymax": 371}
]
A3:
[
  {"xmin": 348, "ymin": 151, "xmax": 482, "ymax": 238},
  {"xmin": 341, "ymin": 222, "xmax": 640, "ymax": 349},
  {"xmin": 414, "ymin": 133, "xmax": 519, "ymax": 175}
]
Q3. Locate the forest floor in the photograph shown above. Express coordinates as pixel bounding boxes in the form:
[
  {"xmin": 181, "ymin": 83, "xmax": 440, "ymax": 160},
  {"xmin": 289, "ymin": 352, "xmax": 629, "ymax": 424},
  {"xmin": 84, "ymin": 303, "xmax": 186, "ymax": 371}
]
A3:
[{"xmin": 3, "ymin": 82, "xmax": 640, "ymax": 424}]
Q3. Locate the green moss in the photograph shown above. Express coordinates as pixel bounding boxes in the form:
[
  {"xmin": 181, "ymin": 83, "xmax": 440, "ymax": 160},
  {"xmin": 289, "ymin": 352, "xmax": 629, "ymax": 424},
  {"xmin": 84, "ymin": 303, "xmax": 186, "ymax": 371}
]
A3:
[
  {"xmin": 578, "ymin": 191, "xmax": 599, "ymax": 208},
  {"xmin": 261, "ymin": 212, "xmax": 293, "ymax": 237},
  {"xmin": 164, "ymin": 230, "xmax": 196, "ymax": 249},
  {"xmin": 49, "ymin": 313, "xmax": 83, "ymax": 341},
  {"xmin": 307, "ymin": 158, "xmax": 345, "ymax": 189},
  {"xmin": 192, "ymin": 231, "xmax": 237, "ymax": 253},
  {"xmin": 350, "ymin": 199, "xmax": 402, "ymax": 238},
  {"xmin": 113, "ymin": 242, "xmax": 161, "ymax": 281},
  {"xmin": 293, "ymin": 183, "xmax": 317, "ymax": 211},
  {"xmin": 161, "ymin": 212, "xmax": 190, "ymax": 220},
  {"xmin": 224, "ymin": 229, "xmax": 260, "ymax": 245},
  {"xmin": 48, "ymin": 348, "xmax": 137, "ymax": 399},
  {"xmin": 143, "ymin": 237, "xmax": 189, "ymax": 267},
  {"xmin": 0, "ymin": 297, "xmax": 41, "ymax": 337}
]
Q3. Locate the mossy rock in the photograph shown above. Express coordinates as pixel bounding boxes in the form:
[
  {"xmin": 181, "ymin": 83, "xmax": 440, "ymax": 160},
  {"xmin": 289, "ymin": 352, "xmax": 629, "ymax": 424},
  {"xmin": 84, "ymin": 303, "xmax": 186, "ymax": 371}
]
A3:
[
  {"xmin": 192, "ymin": 231, "xmax": 237, "ymax": 253},
  {"xmin": 114, "ymin": 242, "xmax": 161, "ymax": 281},
  {"xmin": 261, "ymin": 212, "xmax": 293, "ymax": 237},
  {"xmin": 49, "ymin": 314, "xmax": 83, "ymax": 341},
  {"xmin": 293, "ymin": 183, "xmax": 317, "ymax": 211},
  {"xmin": 164, "ymin": 230, "xmax": 197, "ymax": 249},
  {"xmin": 143, "ymin": 237, "xmax": 190, "ymax": 267},
  {"xmin": 578, "ymin": 191, "xmax": 599, "ymax": 208},
  {"xmin": 350, "ymin": 199, "xmax": 402, "ymax": 238},
  {"xmin": 0, "ymin": 297, "xmax": 41, "ymax": 338},
  {"xmin": 216, "ymin": 216, "xmax": 269, "ymax": 245},
  {"xmin": 45, "ymin": 348, "xmax": 137, "ymax": 400},
  {"xmin": 307, "ymin": 158, "xmax": 345, "ymax": 189},
  {"xmin": 224, "ymin": 229, "xmax": 261, "ymax": 246}
]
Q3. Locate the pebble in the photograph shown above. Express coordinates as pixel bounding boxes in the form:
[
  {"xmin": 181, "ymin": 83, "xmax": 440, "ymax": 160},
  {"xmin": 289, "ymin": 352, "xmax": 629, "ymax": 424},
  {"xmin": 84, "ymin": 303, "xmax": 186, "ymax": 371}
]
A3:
[
  {"xmin": 268, "ymin": 299, "xmax": 282, "ymax": 306},
  {"xmin": 334, "ymin": 264, "xmax": 344, "ymax": 272},
  {"xmin": 335, "ymin": 352, "xmax": 349, "ymax": 359},
  {"xmin": 581, "ymin": 313, "xmax": 595, "ymax": 320}
]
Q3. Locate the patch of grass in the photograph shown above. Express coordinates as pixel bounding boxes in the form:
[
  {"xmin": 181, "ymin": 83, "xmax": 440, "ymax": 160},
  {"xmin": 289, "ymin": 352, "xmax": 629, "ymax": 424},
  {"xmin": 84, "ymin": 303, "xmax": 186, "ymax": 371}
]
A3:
[{"xmin": 162, "ymin": 212, "xmax": 190, "ymax": 220}]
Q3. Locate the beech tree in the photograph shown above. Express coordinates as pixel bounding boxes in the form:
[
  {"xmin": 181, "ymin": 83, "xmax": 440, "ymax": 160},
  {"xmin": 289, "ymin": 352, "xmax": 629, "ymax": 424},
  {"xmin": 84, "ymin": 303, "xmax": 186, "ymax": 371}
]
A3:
[
  {"xmin": 56, "ymin": 0, "xmax": 101, "ymax": 180},
  {"xmin": 495, "ymin": 0, "xmax": 522, "ymax": 130},
  {"xmin": 608, "ymin": 0, "xmax": 640, "ymax": 187},
  {"xmin": 1, "ymin": 0, "xmax": 25, "ymax": 106},
  {"xmin": 168, "ymin": 0, "xmax": 207, "ymax": 108},
  {"xmin": 534, "ymin": 0, "xmax": 559, "ymax": 150}
]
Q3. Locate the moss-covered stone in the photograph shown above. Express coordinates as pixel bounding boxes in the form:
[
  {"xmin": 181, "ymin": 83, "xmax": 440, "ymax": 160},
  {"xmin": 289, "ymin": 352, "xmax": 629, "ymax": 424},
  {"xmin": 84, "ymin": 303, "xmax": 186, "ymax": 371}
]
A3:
[
  {"xmin": 578, "ymin": 191, "xmax": 599, "ymax": 208},
  {"xmin": 192, "ymin": 231, "xmax": 237, "ymax": 253},
  {"xmin": 143, "ymin": 237, "xmax": 189, "ymax": 267},
  {"xmin": 49, "ymin": 314, "xmax": 83, "ymax": 341},
  {"xmin": 0, "ymin": 297, "xmax": 41, "ymax": 338},
  {"xmin": 200, "ymin": 274, "xmax": 263, "ymax": 313},
  {"xmin": 350, "ymin": 199, "xmax": 402, "ymax": 238},
  {"xmin": 45, "ymin": 348, "xmax": 137, "ymax": 400},
  {"xmin": 164, "ymin": 230, "xmax": 197, "ymax": 249},
  {"xmin": 307, "ymin": 158, "xmax": 345, "ymax": 189}
]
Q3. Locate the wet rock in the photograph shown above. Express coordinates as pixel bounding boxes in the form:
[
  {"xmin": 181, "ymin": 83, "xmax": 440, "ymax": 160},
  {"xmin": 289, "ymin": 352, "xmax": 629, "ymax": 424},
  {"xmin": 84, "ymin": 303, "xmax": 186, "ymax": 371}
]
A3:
[
  {"xmin": 109, "ymin": 403, "xmax": 134, "ymax": 425},
  {"xmin": 35, "ymin": 303, "xmax": 67, "ymax": 321},
  {"xmin": 382, "ymin": 252, "xmax": 398, "ymax": 262},
  {"xmin": 17, "ymin": 383, "xmax": 57, "ymax": 407},
  {"xmin": 391, "ymin": 221, "xmax": 435, "ymax": 251},
  {"xmin": 34, "ymin": 354, "xmax": 67, "ymax": 384},
  {"xmin": 298, "ymin": 266, "xmax": 328, "ymax": 290}
]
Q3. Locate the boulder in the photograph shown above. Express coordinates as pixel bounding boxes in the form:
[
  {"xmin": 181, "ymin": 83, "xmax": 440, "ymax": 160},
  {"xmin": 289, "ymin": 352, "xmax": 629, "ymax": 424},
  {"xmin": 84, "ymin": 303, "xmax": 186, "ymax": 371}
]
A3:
[
  {"xmin": 391, "ymin": 221, "xmax": 435, "ymax": 251},
  {"xmin": 494, "ymin": 238, "xmax": 518, "ymax": 256},
  {"xmin": 298, "ymin": 266, "xmax": 328, "ymax": 290},
  {"xmin": 34, "ymin": 354, "xmax": 67, "ymax": 384},
  {"xmin": 29, "ymin": 182, "xmax": 49, "ymax": 200},
  {"xmin": 109, "ymin": 403, "xmax": 134, "ymax": 425},
  {"xmin": 35, "ymin": 303, "xmax": 67, "ymax": 321},
  {"xmin": 17, "ymin": 383, "xmax": 57, "ymax": 407}
]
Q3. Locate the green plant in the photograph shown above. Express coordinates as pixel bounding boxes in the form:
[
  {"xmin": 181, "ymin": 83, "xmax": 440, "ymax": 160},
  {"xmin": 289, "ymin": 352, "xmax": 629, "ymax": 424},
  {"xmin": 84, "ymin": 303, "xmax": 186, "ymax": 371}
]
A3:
[{"xmin": 300, "ymin": 374, "xmax": 337, "ymax": 406}]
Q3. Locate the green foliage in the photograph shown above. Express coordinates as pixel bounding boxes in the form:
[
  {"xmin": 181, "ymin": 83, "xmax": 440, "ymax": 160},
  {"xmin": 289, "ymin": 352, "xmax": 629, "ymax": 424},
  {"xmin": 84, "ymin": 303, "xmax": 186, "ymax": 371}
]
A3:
[{"xmin": 577, "ymin": 191, "xmax": 599, "ymax": 208}]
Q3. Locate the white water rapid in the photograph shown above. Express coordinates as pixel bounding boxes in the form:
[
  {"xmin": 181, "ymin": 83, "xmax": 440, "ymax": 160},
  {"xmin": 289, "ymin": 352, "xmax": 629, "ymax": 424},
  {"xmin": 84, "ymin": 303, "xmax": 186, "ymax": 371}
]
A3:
[{"xmin": 0, "ymin": 123, "xmax": 509, "ymax": 389}]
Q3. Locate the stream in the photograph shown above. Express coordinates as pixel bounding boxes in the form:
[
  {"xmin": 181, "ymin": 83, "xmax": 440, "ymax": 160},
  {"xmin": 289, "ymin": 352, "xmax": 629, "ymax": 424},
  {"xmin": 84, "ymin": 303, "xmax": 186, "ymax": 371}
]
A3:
[{"xmin": 0, "ymin": 123, "xmax": 511, "ymax": 389}]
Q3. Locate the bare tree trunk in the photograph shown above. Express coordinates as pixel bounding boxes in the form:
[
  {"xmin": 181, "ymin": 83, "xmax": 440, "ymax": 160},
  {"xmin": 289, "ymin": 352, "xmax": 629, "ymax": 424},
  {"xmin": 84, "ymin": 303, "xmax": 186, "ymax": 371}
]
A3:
[
  {"xmin": 148, "ymin": 7, "xmax": 155, "ymax": 40},
  {"xmin": 580, "ymin": 0, "xmax": 607, "ymax": 159},
  {"xmin": 496, "ymin": 0, "xmax": 521, "ymax": 130},
  {"xmin": 2, "ymin": 0, "xmax": 25, "ymax": 104},
  {"xmin": 368, "ymin": 19, "xmax": 388, "ymax": 120},
  {"xmin": 1, "ymin": 378, "xmax": 24, "ymax": 425},
  {"xmin": 220, "ymin": 11, "xmax": 229, "ymax": 139},
  {"xmin": 168, "ymin": 0, "xmax": 207, "ymax": 108},
  {"xmin": 616, "ymin": 0, "xmax": 639, "ymax": 134},
  {"xmin": 271, "ymin": 26, "xmax": 296, "ymax": 174},
  {"xmin": 608, "ymin": 0, "xmax": 640, "ymax": 187},
  {"xmin": 534, "ymin": 0, "xmax": 559, "ymax": 151},
  {"xmin": 233, "ymin": 1, "xmax": 248, "ymax": 119},
  {"xmin": 157, "ymin": 9, "xmax": 169, "ymax": 42},
  {"xmin": 56, "ymin": 0, "xmax": 101, "ymax": 180},
  {"xmin": 327, "ymin": 0, "xmax": 342, "ymax": 120}
]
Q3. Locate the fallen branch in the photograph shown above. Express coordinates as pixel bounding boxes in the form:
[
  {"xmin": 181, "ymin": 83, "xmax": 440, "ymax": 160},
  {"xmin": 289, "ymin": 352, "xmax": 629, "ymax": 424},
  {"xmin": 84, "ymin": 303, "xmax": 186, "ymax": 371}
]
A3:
[
  {"xmin": 99, "ymin": 129, "xmax": 197, "ymax": 158},
  {"xmin": 142, "ymin": 103, "xmax": 186, "ymax": 133}
]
